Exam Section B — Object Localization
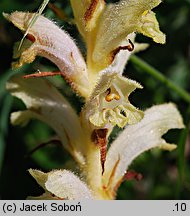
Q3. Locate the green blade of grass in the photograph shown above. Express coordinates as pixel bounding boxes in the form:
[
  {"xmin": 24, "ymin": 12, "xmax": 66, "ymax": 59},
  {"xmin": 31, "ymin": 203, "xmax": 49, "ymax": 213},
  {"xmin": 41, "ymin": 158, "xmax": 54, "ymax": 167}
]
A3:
[
  {"xmin": 176, "ymin": 106, "xmax": 190, "ymax": 198},
  {"xmin": 19, "ymin": 0, "xmax": 50, "ymax": 50},
  {"xmin": 130, "ymin": 55, "xmax": 190, "ymax": 104},
  {"xmin": 0, "ymin": 64, "xmax": 31, "ymax": 174},
  {"xmin": 0, "ymin": 94, "xmax": 13, "ymax": 174}
]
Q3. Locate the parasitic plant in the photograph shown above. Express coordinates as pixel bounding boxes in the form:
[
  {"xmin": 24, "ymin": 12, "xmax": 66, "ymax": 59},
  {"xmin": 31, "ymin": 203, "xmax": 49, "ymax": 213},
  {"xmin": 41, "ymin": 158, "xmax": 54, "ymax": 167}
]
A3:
[{"xmin": 3, "ymin": 0, "xmax": 184, "ymax": 199}]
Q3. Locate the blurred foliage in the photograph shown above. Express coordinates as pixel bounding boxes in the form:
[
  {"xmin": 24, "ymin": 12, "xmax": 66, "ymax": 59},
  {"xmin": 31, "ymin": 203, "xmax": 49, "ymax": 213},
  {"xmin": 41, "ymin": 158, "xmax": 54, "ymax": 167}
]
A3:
[{"xmin": 0, "ymin": 0, "xmax": 190, "ymax": 199}]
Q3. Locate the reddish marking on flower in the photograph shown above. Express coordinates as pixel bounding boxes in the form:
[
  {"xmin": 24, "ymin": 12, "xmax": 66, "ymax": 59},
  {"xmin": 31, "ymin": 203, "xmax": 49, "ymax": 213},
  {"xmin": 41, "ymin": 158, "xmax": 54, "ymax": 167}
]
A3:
[
  {"xmin": 127, "ymin": 39, "xmax": 134, "ymax": 51},
  {"xmin": 23, "ymin": 70, "xmax": 79, "ymax": 94},
  {"xmin": 23, "ymin": 71, "xmax": 65, "ymax": 78},
  {"xmin": 113, "ymin": 177, "xmax": 123, "ymax": 196},
  {"xmin": 84, "ymin": 0, "xmax": 99, "ymax": 22},
  {"xmin": 105, "ymin": 88, "xmax": 120, "ymax": 102},
  {"xmin": 105, "ymin": 156, "xmax": 121, "ymax": 198},
  {"xmin": 108, "ymin": 157, "xmax": 120, "ymax": 185},
  {"xmin": 124, "ymin": 170, "xmax": 143, "ymax": 181},
  {"xmin": 102, "ymin": 185, "xmax": 107, "ymax": 190},
  {"xmin": 23, "ymin": 70, "xmax": 80, "ymax": 96},
  {"xmin": 58, "ymin": 197, "xmax": 65, "ymax": 200},
  {"xmin": 109, "ymin": 39, "xmax": 134, "ymax": 63},
  {"xmin": 70, "ymin": 52, "xmax": 75, "ymax": 64},
  {"xmin": 84, "ymin": 0, "xmax": 105, "ymax": 26},
  {"xmin": 26, "ymin": 34, "xmax": 36, "ymax": 43},
  {"xmin": 91, "ymin": 128, "xmax": 108, "ymax": 175}
]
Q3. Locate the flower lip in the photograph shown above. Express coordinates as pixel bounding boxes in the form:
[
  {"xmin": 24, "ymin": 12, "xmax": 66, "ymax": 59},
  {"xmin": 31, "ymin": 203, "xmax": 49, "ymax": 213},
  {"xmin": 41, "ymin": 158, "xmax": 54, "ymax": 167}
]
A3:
[
  {"xmin": 103, "ymin": 103, "xmax": 184, "ymax": 194},
  {"xmin": 84, "ymin": 70, "xmax": 144, "ymax": 128},
  {"xmin": 29, "ymin": 169, "xmax": 94, "ymax": 200}
]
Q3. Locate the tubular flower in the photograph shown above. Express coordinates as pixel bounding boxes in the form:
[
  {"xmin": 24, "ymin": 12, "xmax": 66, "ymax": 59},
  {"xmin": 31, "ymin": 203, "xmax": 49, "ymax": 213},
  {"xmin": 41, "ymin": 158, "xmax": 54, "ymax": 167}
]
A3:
[
  {"xmin": 28, "ymin": 169, "xmax": 93, "ymax": 200},
  {"xmin": 83, "ymin": 70, "xmax": 143, "ymax": 128},
  {"xmin": 3, "ymin": 0, "xmax": 184, "ymax": 199},
  {"xmin": 70, "ymin": 0, "xmax": 165, "ymax": 71}
]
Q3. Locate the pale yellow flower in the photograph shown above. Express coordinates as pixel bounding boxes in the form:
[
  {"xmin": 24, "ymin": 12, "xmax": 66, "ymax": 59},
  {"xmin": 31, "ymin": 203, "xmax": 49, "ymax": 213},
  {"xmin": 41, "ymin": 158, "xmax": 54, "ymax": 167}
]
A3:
[{"xmin": 3, "ymin": 0, "xmax": 184, "ymax": 200}]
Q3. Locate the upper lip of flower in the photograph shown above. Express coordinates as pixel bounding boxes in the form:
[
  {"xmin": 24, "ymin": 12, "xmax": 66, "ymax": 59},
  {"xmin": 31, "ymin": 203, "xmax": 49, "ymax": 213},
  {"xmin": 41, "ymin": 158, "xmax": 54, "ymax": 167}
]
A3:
[{"xmin": 75, "ymin": 0, "xmax": 166, "ymax": 71}]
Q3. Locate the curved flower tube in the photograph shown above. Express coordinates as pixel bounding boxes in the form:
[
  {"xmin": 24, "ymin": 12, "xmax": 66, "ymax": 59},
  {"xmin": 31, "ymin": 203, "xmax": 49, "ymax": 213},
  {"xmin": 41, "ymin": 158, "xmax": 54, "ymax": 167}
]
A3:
[
  {"xmin": 102, "ymin": 103, "xmax": 184, "ymax": 198},
  {"xmin": 3, "ymin": 12, "xmax": 90, "ymax": 98},
  {"xmin": 6, "ymin": 76, "xmax": 86, "ymax": 165}
]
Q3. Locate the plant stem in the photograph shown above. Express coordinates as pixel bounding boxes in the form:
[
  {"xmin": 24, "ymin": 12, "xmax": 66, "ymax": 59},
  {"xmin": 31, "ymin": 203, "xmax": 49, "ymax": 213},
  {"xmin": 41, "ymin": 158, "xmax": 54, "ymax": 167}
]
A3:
[
  {"xmin": 130, "ymin": 55, "xmax": 190, "ymax": 104},
  {"xmin": 176, "ymin": 106, "xmax": 190, "ymax": 198}
]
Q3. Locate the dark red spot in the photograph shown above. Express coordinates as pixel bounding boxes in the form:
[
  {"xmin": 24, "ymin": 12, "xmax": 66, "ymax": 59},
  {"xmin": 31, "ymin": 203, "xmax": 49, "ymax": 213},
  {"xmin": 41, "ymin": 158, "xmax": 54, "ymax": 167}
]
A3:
[
  {"xmin": 124, "ymin": 170, "xmax": 143, "ymax": 181},
  {"xmin": 26, "ymin": 34, "xmax": 36, "ymax": 42}
]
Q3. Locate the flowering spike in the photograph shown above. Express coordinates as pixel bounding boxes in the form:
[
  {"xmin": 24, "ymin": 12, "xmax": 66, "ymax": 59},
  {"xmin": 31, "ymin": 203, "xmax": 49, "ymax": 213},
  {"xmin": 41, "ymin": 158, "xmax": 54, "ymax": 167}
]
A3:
[{"xmin": 3, "ymin": 0, "xmax": 185, "ymax": 200}]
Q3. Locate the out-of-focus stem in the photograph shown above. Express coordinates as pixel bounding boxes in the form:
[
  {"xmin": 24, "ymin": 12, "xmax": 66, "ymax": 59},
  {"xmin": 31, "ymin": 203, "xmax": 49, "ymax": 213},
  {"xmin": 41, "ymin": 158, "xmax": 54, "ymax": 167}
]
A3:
[{"xmin": 130, "ymin": 55, "xmax": 190, "ymax": 104}]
